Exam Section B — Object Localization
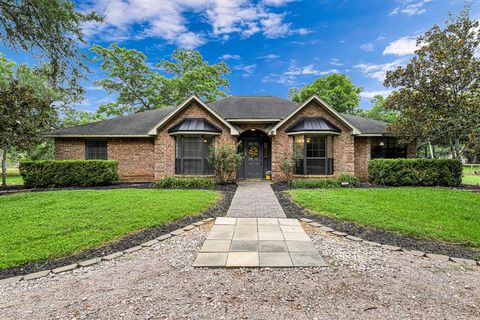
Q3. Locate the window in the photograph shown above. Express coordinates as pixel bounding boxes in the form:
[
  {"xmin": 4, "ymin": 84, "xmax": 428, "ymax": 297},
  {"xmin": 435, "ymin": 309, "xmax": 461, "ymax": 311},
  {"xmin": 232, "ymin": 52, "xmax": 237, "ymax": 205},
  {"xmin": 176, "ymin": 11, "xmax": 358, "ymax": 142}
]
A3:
[
  {"xmin": 371, "ymin": 138, "xmax": 407, "ymax": 159},
  {"xmin": 293, "ymin": 135, "xmax": 334, "ymax": 175},
  {"xmin": 175, "ymin": 136, "xmax": 213, "ymax": 175},
  {"xmin": 86, "ymin": 140, "xmax": 107, "ymax": 160}
]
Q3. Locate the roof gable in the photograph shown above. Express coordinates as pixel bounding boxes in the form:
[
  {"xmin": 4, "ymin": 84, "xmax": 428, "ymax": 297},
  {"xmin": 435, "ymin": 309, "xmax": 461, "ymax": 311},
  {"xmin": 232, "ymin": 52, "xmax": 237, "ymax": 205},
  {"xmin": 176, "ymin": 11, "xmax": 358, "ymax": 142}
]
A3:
[
  {"xmin": 269, "ymin": 95, "xmax": 361, "ymax": 135},
  {"xmin": 148, "ymin": 95, "xmax": 239, "ymax": 136}
]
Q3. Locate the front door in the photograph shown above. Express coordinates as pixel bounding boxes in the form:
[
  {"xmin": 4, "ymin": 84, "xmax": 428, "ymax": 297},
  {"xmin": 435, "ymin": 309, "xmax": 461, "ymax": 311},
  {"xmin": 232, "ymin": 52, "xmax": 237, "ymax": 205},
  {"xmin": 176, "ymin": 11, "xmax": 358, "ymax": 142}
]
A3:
[{"xmin": 244, "ymin": 141, "xmax": 263, "ymax": 178}]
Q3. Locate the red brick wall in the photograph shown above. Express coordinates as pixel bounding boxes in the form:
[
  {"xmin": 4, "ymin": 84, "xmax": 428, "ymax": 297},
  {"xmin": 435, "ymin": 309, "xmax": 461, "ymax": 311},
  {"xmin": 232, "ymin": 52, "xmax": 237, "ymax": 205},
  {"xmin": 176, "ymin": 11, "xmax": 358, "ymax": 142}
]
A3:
[
  {"xmin": 54, "ymin": 138, "xmax": 85, "ymax": 160},
  {"xmin": 55, "ymin": 137, "xmax": 155, "ymax": 181},
  {"xmin": 108, "ymin": 138, "xmax": 155, "ymax": 181},
  {"xmin": 271, "ymin": 100, "xmax": 355, "ymax": 181},
  {"xmin": 153, "ymin": 102, "xmax": 237, "ymax": 180},
  {"xmin": 354, "ymin": 137, "xmax": 371, "ymax": 181}
]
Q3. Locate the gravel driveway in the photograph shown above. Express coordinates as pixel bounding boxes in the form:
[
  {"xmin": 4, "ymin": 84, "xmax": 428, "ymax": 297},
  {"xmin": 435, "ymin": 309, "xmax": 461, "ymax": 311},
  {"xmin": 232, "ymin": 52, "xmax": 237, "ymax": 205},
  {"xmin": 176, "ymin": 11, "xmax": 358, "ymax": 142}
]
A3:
[{"xmin": 1, "ymin": 223, "xmax": 479, "ymax": 319}]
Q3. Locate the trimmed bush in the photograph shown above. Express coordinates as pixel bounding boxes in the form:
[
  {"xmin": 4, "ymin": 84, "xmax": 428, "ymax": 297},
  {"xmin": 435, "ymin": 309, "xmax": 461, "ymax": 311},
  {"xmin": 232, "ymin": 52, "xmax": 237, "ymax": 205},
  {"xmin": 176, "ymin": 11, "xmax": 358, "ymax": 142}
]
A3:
[
  {"xmin": 289, "ymin": 178, "xmax": 341, "ymax": 189},
  {"xmin": 19, "ymin": 160, "xmax": 119, "ymax": 188},
  {"xmin": 156, "ymin": 176, "xmax": 215, "ymax": 189},
  {"xmin": 368, "ymin": 158, "xmax": 463, "ymax": 186}
]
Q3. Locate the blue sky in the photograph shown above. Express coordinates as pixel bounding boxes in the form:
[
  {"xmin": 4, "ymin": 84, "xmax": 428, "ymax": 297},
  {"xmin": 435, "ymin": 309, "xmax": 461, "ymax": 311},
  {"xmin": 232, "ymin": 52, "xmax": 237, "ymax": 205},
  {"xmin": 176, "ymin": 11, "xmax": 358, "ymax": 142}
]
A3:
[{"xmin": 2, "ymin": 0, "xmax": 479, "ymax": 112}]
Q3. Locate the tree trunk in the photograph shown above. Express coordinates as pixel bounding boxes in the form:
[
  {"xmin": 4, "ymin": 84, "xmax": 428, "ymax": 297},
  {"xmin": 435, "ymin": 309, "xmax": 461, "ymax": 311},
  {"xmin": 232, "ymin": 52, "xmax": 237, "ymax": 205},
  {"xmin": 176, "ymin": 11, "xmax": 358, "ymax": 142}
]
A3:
[
  {"xmin": 1, "ymin": 146, "xmax": 7, "ymax": 187},
  {"xmin": 427, "ymin": 139, "xmax": 435, "ymax": 159},
  {"xmin": 453, "ymin": 138, "xmax": 462, "ymax": 161}
]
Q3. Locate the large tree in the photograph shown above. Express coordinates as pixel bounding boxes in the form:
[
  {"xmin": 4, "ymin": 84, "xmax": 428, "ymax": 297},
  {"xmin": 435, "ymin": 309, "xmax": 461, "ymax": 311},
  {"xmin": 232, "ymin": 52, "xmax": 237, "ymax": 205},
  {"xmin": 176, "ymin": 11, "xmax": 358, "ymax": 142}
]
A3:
[
  {"xmin": 0, "ymin": 58, "xmax": 57, "ymax": 186},
  {"xmin": 359, "ymin": 95, "xmax": 398, "ymax": 123},
  {"xmin": 384, "ymin": 7, "xmax": 480, "ymax": 160},
  {"xmin": 0, "ymin": 1, "xmax": 102, "ymax": 98},
  {"xmin": 289, "ymin": 73, "xmax": 362, "ymax": 114},
  {"xmin": 91, "ymin": 45, "xmax": 231, "ymax": 116}
]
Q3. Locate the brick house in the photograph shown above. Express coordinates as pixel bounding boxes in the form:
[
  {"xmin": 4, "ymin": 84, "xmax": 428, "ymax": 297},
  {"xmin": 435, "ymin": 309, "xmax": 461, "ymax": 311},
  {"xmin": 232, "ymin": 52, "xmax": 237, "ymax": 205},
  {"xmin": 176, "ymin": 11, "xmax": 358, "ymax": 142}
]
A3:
[{"xmin": 49, "ymin": 95, "xmax": 416, "ymax": 181}]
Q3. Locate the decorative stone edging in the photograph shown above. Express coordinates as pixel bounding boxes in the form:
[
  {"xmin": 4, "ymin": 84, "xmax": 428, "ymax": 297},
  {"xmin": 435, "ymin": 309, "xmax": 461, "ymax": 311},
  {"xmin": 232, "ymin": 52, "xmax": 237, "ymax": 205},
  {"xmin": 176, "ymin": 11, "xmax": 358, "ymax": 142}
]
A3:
[
  {"xmin": 300, "ymin": 218, "xmax": 480, "ymax": 267},
  {"xmin": 0, "ymin": 218, "xmax": 214, "ymax": 287}
]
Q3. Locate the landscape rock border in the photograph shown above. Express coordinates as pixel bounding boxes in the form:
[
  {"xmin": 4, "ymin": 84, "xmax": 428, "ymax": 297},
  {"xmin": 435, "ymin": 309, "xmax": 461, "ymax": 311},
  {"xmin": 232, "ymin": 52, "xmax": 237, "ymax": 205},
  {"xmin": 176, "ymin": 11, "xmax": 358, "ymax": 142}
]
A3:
[
  {"xmin": 272, "ymin": 183, "xmax": 480, "ymax": 262},
  {"xmin": 0, "ymin": 217, "xmax": 215, "ymax": 286},
  {"xmin": 300, "ymin": 218, "xmax": 480, "ymax": 267},
  {"xmin": 0, "ymin": 184, "xmax": 236, "ymax": 281}
]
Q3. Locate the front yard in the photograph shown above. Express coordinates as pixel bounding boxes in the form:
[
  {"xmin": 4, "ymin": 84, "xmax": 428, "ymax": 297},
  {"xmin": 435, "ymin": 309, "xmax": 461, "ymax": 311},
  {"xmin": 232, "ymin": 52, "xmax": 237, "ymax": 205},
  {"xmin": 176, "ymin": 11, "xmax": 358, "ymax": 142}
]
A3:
[
  {"xmin": 289, "ymin": 187, "xmax": 480, "ymax": 248},
  {"xmin": 0, "ymin": 189, "xmax": 219, "ymax": 269}
]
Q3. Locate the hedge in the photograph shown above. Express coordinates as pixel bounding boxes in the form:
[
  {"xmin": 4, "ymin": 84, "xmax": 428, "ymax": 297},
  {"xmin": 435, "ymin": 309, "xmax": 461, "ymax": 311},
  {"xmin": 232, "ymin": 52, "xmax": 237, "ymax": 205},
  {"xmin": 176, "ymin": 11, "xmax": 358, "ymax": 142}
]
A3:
[
  {"xmin": 289, "ymin": 174, "xmax": 360, "ymax": 189},
  {"xmin": 19, "ymin": 160, "xmax": 119, "ymax": 188},
  {"xmin": 368, "ymin": 158, "xmax": 463, "ymax": 187},
  {"xmin": 156, "ymin": 176, "xmax": 215, "ymax": 189}
]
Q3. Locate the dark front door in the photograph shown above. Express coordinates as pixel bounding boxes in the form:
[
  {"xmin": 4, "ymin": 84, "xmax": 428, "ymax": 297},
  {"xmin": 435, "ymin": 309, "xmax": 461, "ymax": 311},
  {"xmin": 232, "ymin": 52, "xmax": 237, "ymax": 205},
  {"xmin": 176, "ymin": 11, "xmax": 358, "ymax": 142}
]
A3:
[{"xmin": 244, "ymin": 140, "xmax": 263, "ymax": 178}]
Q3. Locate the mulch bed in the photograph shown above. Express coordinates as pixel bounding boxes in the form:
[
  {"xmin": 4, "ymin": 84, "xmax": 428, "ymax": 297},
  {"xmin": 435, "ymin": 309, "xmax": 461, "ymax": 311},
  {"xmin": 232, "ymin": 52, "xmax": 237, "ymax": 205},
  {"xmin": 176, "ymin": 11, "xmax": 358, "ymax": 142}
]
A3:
[
  {"xmin": 0, "ymin": 184, "xmax": 237, "ymax": 280},
  {"xmin": 272, "ymin": 183, "xmax": 480, "ymax": 261}
]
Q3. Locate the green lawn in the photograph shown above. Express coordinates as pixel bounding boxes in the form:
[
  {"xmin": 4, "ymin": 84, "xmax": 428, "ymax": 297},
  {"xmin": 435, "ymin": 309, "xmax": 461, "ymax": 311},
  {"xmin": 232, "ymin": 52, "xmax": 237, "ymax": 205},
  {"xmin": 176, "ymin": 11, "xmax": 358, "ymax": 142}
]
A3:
[
  {"xmin": 289, "ymin": 188, "xmax": 480, "ymax": 248},
  {"xmin": 3, "ymin": 168, "xmax": 23, "ymax": 185},
  {"xmin": 463, "ymin": 166, "xmax": 480, "ymax": 185},
  {"xmin": 0, "ymin": 189, "xmax": 219, "ymax": 269}
]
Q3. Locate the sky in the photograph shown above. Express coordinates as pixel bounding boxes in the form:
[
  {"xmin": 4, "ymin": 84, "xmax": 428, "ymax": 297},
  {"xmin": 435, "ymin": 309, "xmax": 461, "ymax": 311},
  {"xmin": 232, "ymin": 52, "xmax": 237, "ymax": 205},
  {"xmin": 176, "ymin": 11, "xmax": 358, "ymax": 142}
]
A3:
[{"xmin": 1, "ymin": 0, "xmax": 479, "ymax": 112}]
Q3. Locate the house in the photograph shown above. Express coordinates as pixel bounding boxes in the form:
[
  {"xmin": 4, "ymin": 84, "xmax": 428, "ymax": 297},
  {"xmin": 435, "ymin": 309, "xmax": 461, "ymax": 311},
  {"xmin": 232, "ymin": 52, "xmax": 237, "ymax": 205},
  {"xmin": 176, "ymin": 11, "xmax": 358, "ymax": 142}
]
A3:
[{"xmin": 48, "ymin": 95, "xmax": 416, "ymax": 181}]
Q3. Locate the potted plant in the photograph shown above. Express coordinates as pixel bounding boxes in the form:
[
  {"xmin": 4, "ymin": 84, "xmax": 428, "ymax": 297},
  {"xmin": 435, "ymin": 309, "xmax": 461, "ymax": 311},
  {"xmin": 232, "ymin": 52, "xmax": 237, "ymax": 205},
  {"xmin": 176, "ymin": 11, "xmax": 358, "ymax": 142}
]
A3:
[{"xmin": 265, "ymin": 170, "xmax": 272, "ymax": 180}]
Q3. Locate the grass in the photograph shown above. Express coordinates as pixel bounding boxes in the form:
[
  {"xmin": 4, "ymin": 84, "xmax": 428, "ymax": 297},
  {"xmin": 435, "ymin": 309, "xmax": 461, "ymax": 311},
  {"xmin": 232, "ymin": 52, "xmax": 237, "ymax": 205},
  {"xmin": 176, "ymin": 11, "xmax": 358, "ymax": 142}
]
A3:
[
  {"xmin": 463, "ymin": 165, "xmax": 480, "ymax": 185},
  {"xmin": 0, "ymin": 189, "xmax": 219, "ymax": 269},
  {"xmin": 3, "ymin": 167, "xmax": 23, "ymax": 185},
  {"xmin": 289, "ymin": 188, "xmax": 480, "ymax": 248}
]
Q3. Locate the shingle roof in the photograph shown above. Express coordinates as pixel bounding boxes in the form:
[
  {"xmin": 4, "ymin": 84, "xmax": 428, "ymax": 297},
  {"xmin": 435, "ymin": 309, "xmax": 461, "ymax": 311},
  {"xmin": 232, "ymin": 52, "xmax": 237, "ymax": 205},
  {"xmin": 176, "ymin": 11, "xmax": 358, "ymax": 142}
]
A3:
[
  {"xmin": 48, "ymin": 96, "xmax": 389, "ymax": 137},
  {"xmin": 286, "ymin": 117, "xmax": 341, "ymax": 133},
  {"xmin": 341, "ymin": 113, "xmax": 388, "ymax": 134},
  {"xmin": 49, "ymin": 107, "xmax": 175, "ymax": 136},
  {"xmin": 209, "ymin": 96, "xmax": 298, "ymax": 119}
]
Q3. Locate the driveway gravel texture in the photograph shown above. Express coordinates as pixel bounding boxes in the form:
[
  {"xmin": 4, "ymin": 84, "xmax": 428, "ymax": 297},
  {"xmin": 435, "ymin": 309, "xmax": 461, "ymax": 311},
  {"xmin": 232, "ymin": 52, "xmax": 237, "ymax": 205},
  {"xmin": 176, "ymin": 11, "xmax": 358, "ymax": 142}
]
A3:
[{"xmin": 1, "ymin": 224, "xmax": 479, "ymax": 320}]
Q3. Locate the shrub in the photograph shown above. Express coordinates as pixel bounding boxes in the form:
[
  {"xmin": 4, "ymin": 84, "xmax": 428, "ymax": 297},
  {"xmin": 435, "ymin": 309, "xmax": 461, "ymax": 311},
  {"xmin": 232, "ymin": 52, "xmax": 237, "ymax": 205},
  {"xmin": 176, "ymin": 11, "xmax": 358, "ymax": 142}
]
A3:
[
  {"xmin": 368, "ymin": 158, "xmax": 463, "ymax": 186},
  {"xmin": 208, "ymin": 144, "xmax": 243, "ymax": 184},
  {"xmin": 337, "ymin": 173, "xmax": 361, "ymax": 187},
  {"xmin": 156, "ymin": 176, "xmax": 215, "ymax": 189},
  {"xmin": 289, "ymin": 178, "xmax": 341, "ymax": 189},
  {"xmin": 279, "ymin": 151, "xmax": 302, "ymax": 181},
  {"xmin": 19, "ymin": 160, "xmax": 118, "ymax": 188}
]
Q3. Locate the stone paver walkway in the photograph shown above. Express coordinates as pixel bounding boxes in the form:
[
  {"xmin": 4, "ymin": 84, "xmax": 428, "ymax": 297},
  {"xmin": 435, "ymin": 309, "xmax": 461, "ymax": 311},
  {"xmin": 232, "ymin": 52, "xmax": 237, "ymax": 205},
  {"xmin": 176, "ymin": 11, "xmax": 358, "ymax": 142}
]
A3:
[
  {"xmin": 193, "ymin": 217, "xmax": 328, "ymax": 268},
  {"xmin": 227, "ymin": 182, "xmax": 286, "ymax": 218}
]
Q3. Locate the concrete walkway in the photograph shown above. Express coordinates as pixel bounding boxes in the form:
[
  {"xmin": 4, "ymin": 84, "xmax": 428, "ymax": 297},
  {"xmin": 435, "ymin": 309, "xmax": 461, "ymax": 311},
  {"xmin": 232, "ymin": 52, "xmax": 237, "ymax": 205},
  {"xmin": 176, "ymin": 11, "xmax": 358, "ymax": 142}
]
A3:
[
  {"xmin": 193, "ymin": 217, "xmax": 328, "ymax": 267},
  {"xmin": 227, "ymin": 181, "xmax": 286, "ymax": 218},
  {"xmin": 194, "ymin": 182, "xmax": 327, "ymax": 268}
]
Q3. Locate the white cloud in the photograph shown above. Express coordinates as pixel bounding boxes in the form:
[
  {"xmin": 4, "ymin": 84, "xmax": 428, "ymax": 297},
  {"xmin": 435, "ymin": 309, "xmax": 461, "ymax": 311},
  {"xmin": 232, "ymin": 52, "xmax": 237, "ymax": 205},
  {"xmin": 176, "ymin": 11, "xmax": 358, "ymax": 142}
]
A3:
[
  {"xmin": 360, "ymin": 90, "xmax": 392, "ymax": 98},
  {"xmin": 360, "ymin": 43, "xmax": 375, "ymax": 52},
  {"xmin": 220, "ymin": 54, "xmax": 241, "ymax": 60},
  {"xmin": 354, "ymin": 59, "xmax": 404, "ymax": 81},
  {"xmin": 261, "ymin": 0, "xmax": 295, "ymax": 6},
  {"xmin": 263, "ymin": 61, "xmax": 338, "ymax": 85},
  {"xmin": 330, "ymin": 58, "xmax": 343, "ymax": 66},
  {"xmin": 234, "ymin": 64, "xmax": 257, "ymax": 77},
  {"xmin": 83, "ymin": 0, "xmax": 309, "ymax": 48},
  {"xmin": 383, "ymin": 36, "xmax": 418, "ymax": 56},
  {"xmin": 390, "ymin": 0, "xmax": 433, "ymax": 16},
  {"xmin": 257, "ymin": 54, "xmax": 280, "ymax": 59}
]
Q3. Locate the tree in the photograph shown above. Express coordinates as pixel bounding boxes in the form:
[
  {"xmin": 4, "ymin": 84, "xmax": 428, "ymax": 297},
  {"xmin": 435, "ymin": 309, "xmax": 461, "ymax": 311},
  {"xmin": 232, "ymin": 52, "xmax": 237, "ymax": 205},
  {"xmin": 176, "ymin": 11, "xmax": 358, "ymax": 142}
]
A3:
[
  {"xmin": 208, "ymin": 144, "xmax": 243, "ymax": 184},
  {"xmin": 359, "ymin": 95, "xmax": 398, "ymax": 123},
  {"xmin": 384, "ymin": 6, "xmax": 480, "ymax": 160},
  {"xmin": 91, "ymin": 44, "xmax": 231, "ymax": 116},
  {"xmin": 0, "ymin": 60, "xmax": 57, "ymax": 186},
  {"xmin": 0, "ymin": 1, "xmax": 102, "ymax": 97},
  {"xmin": 289, "ymin": 74, "xmax": 362, "ymax": 114}
]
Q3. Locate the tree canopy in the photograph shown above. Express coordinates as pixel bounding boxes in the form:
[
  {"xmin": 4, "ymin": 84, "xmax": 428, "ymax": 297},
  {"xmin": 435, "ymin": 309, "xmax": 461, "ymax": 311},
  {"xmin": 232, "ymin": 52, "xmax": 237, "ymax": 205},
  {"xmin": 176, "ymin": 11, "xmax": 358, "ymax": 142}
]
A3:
[
  {"xmin": 358, "ymin": 95, "xmax": 398, "ymax": 123},
  {"xmin": 91, "ymin": 45, "xmax": 231, "ymax": 116},
  {"xmin": 289, "ymin": 73, "xmax": 362, "ymax": 114},
  {"xmin": 0, "ymin": 1, "xmax": 102, "ymax": 98},
  {"xmin": 0, "ymin": 56, "xmax": 58, "ymax": 186},
  {"xmin": 384, "ymin": 6, "xmax": 480, "ymax": 160}
]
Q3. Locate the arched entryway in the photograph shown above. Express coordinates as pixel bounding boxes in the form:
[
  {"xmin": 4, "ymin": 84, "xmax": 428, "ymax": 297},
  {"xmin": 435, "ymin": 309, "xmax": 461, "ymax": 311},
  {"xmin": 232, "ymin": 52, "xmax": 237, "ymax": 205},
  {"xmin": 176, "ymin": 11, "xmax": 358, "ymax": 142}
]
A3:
[{"xmin": 237, "ymin": 129, "xmax": 271, "ymax": 179}]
